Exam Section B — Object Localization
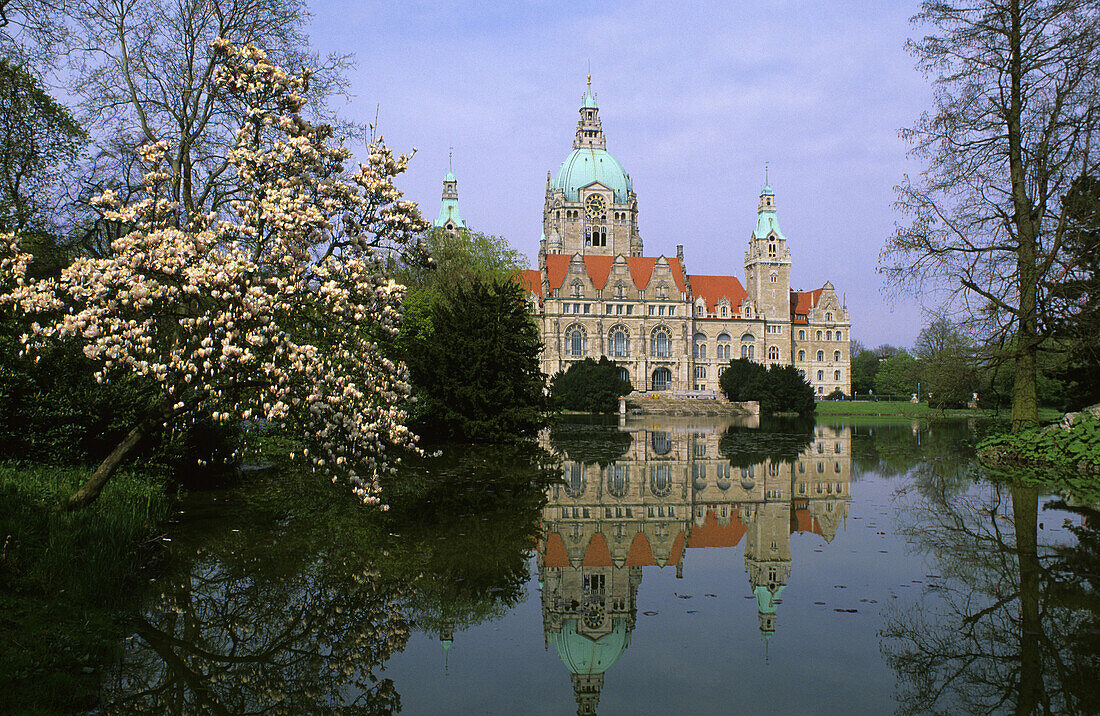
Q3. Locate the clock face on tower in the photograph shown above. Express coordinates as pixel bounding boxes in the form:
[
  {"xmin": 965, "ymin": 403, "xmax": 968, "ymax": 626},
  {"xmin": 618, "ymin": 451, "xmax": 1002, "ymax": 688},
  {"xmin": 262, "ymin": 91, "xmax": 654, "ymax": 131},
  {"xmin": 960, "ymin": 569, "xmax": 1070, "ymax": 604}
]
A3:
[{"xmin": 585, "ymin": 194, "xmax": 607, "ymax": 218}]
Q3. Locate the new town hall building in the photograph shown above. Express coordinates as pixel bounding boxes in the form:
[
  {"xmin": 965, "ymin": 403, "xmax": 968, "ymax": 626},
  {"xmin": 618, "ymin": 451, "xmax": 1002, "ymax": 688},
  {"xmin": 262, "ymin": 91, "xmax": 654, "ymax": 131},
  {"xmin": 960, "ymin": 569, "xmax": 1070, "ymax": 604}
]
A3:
[{"xmin": 436, "ymin": 81, "xmax": 851, "ymax": 396}]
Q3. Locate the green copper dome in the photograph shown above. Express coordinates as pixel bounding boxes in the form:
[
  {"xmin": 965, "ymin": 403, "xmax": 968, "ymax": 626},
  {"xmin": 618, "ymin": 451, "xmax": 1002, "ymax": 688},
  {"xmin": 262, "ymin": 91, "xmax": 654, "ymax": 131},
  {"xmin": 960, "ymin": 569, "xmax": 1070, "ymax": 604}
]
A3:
[
  {"xmin": 551, "ymin": 619, "xmax": 630, "ymax": 675},
  {"xmin": 553, "ymin": 148, "xmax": 632, "ymax": 203},
  {"xmin": 754, "ymin": 584, "xmax": 786, "ymax": 615}
]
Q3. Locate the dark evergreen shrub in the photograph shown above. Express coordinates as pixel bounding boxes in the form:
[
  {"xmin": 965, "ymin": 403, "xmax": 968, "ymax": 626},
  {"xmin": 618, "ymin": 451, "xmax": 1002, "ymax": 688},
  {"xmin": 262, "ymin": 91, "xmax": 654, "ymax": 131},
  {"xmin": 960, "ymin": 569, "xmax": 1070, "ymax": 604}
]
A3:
[
  {"xmin": 718, "ymin": 359, "xmax": 816, "ymax": 415},
  {"xmin": 550, "ymin": 357, "xmax": 632, "ymax": 413}
]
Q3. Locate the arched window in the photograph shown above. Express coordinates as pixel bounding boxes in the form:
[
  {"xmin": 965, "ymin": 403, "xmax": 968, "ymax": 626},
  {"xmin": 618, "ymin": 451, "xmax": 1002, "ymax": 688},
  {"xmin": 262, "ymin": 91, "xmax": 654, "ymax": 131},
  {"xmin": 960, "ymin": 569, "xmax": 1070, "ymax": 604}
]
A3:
[
  {"xmin": 694, "ymin": 365, "xmax": 706, "ymax": 380},
  {"xmin": 817, "ymin": 350, "xmax": 824, "ymax": 361},
  {"xmin": 651, "ymin": 431, "xmax": 672, "ymax": 455},
  {"xmin": 768, "ymin": 346, "xmax": 779, "ymax": 360},
  {"xmin": 816, "ymin": 330, "xmax": 823, "ymax": 340},
  {"xmin": 834, "ymin": 350, "xmax": 841, "ymax": 361},
  {"xmin": 618, "ymin": 367, "xmax": 630, "ymax": 383},
  {"xmin": 720, "ymin": 305, "xmax": 729, "ymax": 318},
  {"xmin": 608, "ymin": 465, "xmax": 630, "ymax": 497},
  {"xmin": 651, "ymin": 367, "xmax": 672, "ymax": 391},
  {"xmin": 571, "ymin": 280, "xmax": 583, "ymax": 298},
  {"xmin": 609, "ymin": 325, "xmax": 630, "ymax": 357},
  {"xmin": 817, "ymin": 370, "xmax": 824, "ymax": 380},
  {"xmin": 798, "ymin": 329, "xmax": 805, "ymax": 340},
  {"xmin": 650, "ymin": 464, "xmax": 672, "ymax": 496},
  {"xmin": 566, "ymin": 324, "xmax": 586, "ymax": 357},
  {"xmin": 835, "ymin": 330, "xmax": 843, "ymax": 341},
  {"xmin": 798, "ymin": 350, "xmax": 805, "ymax": 361},
  {"xmin": 651, "ymin": 326, "xmax": 672, "ymax": 357},
  {"xmin": 769, "ymin": 243, "xmax": 776, "ymax": 256},
  {"xmin": 741, "ymin": 335, "xmax": 755, "ymax": 360},
  {"xmin": 656, "ymin": 282, "xmax": 669, "ymax": 299},
  {"xmin": 826, "ymin": 330, "xmax": 832, "ymax": 341},
  {"xmin": 717, "ymin": 333, "xmax": 731, "ymax": 360},
  {"xmin": 770, "ymin": 273, "xmax": 778, "ymax": 283},
  {"xmin": 693, "ymin": 332, "xmax": 707, "ymax": 359},
  {"xmin": 826, "ymin": 312, "xmax": 833, "ymax": 322},
  {"xmin": 564, "ymin": 463, "xmax": 586, "ymax": 497},
  {"xmin": 834, "ymin": 369, "xmax": 841, "ymax": 381},
  {"xmin": 614, "ymin": 280, "xmax": 626, "ymax": 299}
]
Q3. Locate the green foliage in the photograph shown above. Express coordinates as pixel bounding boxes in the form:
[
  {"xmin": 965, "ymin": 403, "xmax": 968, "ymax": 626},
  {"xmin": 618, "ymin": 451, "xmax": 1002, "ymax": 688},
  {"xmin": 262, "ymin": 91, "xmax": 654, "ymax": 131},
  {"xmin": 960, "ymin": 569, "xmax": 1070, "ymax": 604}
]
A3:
[
  {"xmin": 850, "ymin": 346, "xmax": 879, "ymax": 394},
  {"xmin": 978, "ymin": 415, "xmax": 1100, "ymax": 479},
  {"xmin": 547, "ymin": 421, "xmax": 633, "ymax": 466},
  {"xmin": 404, "ymin": 278, "xmax": 551, "ymax": 442},
  {"xmin": 718, "ymin": 358, "xmax": 767, "ymax": 402},
  {"xmin": 718, "ymin": 359, "xmax": 815, "ymax": 415},
  {"xmin": 395, "ymin": 228, "xmax": 526, "ymax": 291},
  {"xmin": 1048, "ymin": 175, "xmax": 1100, "ymax": 410},
  {"xmin": 825, "ymin": 388, "xmax": 847, "ymax": 400},
  {"xmin": 874, "ymin": 350, "xmax": 918, "ymax": 397},
  {"xmin": 550, "ymin": 357, "xmax": 631, "ymax": 413},
  {"xmin": 0, "ymin": 59, "xmax": 85, "ymax": 232},
  {"xmin": 761, "ymin": 363, "xmax": 817, "ymax": 415},
  {"xmin": 0, "ymin": 464, "xmax": 169, "ymax": 711}
]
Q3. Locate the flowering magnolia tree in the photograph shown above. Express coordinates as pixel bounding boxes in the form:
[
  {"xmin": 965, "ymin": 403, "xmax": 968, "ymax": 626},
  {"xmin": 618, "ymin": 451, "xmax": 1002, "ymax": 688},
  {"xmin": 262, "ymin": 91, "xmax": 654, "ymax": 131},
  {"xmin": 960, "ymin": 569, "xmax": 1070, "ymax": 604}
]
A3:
[{"xmin": 0, "ymin": 40, "xmax": 431, "ymax": 509}]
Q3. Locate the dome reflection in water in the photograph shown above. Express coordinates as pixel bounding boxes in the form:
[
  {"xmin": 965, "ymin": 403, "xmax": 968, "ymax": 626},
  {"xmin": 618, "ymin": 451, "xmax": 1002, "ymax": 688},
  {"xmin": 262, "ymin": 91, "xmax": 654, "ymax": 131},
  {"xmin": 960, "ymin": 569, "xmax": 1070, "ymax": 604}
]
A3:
[{"xmin": 101, "ymin": 417, "xmax": 1100, "ymax": 714}]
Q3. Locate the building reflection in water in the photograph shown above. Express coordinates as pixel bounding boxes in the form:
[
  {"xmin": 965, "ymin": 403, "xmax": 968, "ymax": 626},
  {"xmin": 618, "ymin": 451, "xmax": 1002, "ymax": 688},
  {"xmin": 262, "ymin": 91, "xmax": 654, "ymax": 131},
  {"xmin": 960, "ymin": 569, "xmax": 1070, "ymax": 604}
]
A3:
[{"xmin": 538, "ymin": 417, "xmax": 852, "ymax": 715}]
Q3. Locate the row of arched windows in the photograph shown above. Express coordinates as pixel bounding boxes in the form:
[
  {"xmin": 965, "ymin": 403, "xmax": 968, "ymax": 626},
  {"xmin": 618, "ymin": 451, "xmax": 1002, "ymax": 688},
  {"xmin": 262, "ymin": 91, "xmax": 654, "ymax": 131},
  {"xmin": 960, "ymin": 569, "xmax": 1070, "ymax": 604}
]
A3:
[{"xmin": 797, "ymin": 328, "xmax": 844, "ymax": 341}]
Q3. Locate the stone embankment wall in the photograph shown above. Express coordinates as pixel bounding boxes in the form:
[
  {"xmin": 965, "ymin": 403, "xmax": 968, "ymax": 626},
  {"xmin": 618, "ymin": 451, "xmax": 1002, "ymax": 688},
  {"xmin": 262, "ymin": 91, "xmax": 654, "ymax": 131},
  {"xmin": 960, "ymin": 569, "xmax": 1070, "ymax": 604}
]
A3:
[{"xmin": 624, "ymin": 391, "xmax": 758, "ymax": 417}]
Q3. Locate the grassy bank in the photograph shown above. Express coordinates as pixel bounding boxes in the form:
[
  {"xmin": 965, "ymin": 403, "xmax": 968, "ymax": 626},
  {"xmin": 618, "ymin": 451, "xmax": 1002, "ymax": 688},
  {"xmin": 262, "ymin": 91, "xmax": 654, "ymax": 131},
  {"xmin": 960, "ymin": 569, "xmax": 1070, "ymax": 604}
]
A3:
[
  {"xmin": 814, "ymin": 400, "xmax": 1061, "ymax": 422},
  {"xmin": 0, "ymin": 465, "xmax": 170, "ymax": 713}
]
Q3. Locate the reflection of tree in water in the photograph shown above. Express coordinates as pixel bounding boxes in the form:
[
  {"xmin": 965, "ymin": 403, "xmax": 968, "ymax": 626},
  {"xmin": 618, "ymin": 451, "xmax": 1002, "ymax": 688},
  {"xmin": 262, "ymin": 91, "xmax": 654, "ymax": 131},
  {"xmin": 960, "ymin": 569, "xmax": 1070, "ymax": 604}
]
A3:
[
  {"xmin": 717, "ymin": 416, "xmax": 813, "ymax": 468},
  {"xmin": 549, "ymin": 422, "xmax": 633, "ymax": 466},
  {"xmin": 385, "ymin": 445, "xmax": 556, "ymax": 646},
  {"xmin": 845, "ymin": 418, "xmax": 981, "ymax": 485},
  {"xmin": 103, "ymin": 445, "xmax": 553, "ymax": 713},
  {"xmin": 881, "ymin": 475, "xmax": 1100, "ymax": 715}
]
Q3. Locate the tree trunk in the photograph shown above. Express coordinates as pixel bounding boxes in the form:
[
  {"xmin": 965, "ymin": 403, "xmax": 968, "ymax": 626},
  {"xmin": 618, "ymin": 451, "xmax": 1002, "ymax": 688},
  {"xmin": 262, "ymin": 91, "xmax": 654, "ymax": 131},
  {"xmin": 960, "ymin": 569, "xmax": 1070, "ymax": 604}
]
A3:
[
  {"xmin": 1012, "ymin": 482, "xmax": 1043, "ymax": 715},
  {"xmin": 1007, "ymin": 0, "xmax": 1040, "ymax": 432},
  {"xmin": 65, "ymin": 402, "xmax": 175, "ymax": 510}
]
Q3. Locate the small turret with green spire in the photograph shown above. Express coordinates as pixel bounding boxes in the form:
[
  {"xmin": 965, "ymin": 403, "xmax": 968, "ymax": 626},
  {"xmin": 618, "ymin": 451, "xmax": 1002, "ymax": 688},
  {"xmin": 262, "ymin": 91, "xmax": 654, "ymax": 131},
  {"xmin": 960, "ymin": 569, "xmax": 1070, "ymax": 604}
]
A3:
[{"xmin": 435, "ymin": 148, "xmax": 467, "ymax": 232}]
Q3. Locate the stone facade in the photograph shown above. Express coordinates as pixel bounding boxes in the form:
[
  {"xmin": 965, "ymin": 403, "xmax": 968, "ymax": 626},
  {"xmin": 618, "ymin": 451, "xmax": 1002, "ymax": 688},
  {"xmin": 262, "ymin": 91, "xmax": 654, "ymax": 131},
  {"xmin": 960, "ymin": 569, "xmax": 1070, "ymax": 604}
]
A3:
[
  {"xmin": 438, "ymin": 80, "xmax": 852, "ymax": 396},
  {"xmin": 538, "ymin": 418, "xmax": 852, "ymax": 712}
]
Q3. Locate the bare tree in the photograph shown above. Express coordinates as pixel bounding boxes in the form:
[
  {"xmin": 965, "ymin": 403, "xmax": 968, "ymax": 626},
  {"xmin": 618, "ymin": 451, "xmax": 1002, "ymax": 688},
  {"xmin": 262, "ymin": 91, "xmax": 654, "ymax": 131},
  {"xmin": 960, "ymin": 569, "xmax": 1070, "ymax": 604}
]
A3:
[
  {"xmin": 882, "ymin": 0, "xmax": 1100, "ymax": 430},
  {"xmin": 64, "ymin": 0, "xmax": 352, "ymax": 228},
  {"xmin": 0, "ymin": 0, "xmax": 71, "ymax": 70}
]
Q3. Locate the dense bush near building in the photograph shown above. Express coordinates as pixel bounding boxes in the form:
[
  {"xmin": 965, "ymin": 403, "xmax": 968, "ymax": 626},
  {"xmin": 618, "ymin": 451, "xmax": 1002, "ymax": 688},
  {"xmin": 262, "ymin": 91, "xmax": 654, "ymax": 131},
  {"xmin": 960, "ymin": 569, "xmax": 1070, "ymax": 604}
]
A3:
[
  {"xmin": 718, "ymin": 359, "xmax": 767, "ymax": 402},
  {"xmin": 404, "ymin": 278, "xmax": 552, "ymax": 442},
  {"xmin": 550, "ymin": 357, "xmax": 632, "ymax": 413},
  {"xmin": 718, "ymin": 359, "xmax": 816, "ymax": 415}
]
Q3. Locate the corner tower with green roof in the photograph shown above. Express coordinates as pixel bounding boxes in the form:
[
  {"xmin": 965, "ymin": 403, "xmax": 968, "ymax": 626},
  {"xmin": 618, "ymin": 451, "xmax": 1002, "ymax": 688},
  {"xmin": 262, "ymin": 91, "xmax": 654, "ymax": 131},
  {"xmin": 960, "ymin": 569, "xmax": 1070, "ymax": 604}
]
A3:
[
  {"xmin": 541, "ymin": 77, "xmax": 642, "ymax": 257},
  {"xmin": 434, "ymin": 150, "xmax": 467, "ymax": 233},
  {"xmin": 745, "ymin": 178, "xmax": 793, "ymax": 361}
]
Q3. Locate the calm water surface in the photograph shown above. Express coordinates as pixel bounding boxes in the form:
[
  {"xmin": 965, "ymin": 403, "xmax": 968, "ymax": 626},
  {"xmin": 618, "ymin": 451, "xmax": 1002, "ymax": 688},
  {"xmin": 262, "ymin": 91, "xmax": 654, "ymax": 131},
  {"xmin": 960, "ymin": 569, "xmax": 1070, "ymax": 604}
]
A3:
[{"xmin": 101, "ymin": 416, "xmax": 1100, "ymax": 715}]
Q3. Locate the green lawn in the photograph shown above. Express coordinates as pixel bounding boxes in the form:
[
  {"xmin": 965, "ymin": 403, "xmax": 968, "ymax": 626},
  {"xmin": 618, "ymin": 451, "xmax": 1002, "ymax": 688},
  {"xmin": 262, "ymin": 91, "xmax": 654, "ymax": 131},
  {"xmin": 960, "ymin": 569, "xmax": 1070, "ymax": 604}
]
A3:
[
  {"xmin": 0, "ymin": 465, "xmax": 170, "ymax": 713},
  {"xmin": 814, "ymin": 400, "xmax": 1061, "ymax": 422}
]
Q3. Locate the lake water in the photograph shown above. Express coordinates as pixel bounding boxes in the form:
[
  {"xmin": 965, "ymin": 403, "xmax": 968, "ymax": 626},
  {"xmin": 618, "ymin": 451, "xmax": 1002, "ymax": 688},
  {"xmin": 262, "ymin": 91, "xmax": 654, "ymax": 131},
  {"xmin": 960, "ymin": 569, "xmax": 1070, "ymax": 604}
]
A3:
[{"xmin": 100, "ymin": 416, "xmax": 1100, "ymax": 715}]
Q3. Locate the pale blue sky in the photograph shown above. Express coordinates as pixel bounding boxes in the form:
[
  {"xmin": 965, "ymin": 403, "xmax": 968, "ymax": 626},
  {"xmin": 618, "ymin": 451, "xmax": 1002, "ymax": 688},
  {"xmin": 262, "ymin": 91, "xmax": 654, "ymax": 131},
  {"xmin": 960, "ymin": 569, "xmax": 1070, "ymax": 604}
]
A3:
[{"xmin": 308, "ymin": 1, "xmax": 932, "ymax": 347}]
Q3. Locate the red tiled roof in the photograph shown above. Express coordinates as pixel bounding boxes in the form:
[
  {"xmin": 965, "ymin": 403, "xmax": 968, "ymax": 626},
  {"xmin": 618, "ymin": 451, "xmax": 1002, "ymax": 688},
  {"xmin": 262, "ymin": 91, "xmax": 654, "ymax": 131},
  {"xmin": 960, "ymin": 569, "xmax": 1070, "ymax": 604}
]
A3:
[
  {"xmin": 584, "ymin": 255, "xmax": 614, "ymax": 289},
  {"xmin": 543, "ymin": 253, "xmax": 687, "ymax": 293},
  {"xmin": 792, "ymin": 288, "xmax": 827, "ymax": 314},
  {"xmin": 518, "ymin": 269, "xmax": 542, "ymax": 297},
  {"xmin": 688, "ymin": 275, "xmax": 748, "ymax": 315},
  {"xmin": 626, "ymin": 532, "xmax": 655, "ymax": 566},
  {"xmin": 686, "ymin": 508, "xmax": 748, "ymax": 549},
  {"xmin": 544, "ymin": 531, "xmax": 568, "ymax": 568},
  {"xmin": 668, "ymin": 531, "xmax": 686, "ymax": 566},
  {"xmin": 583, "ymin": 532, "xmax": 613, "ymax": 567},
  {"xmin": 795, "ymin": 509, "xmax": 823, "ymax": 537}
]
